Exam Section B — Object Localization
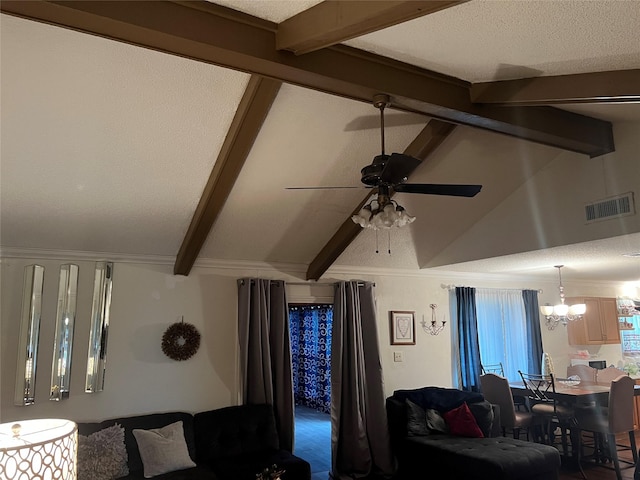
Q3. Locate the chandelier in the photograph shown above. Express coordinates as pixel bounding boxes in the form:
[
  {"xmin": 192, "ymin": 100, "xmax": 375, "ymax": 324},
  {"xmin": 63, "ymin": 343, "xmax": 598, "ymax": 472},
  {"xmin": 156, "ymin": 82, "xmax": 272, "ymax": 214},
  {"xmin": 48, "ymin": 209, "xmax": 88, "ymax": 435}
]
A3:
[
  {"xmin": 351, "ymin": 185, "xmax": 415, "ymax": 230},
  {"xmin": 421, "ymin": 303, "xmax": 447, "ymax": 336},
  {"xmin": 540, "ymin": 265, "xmax": 586, "ymax": 330}
]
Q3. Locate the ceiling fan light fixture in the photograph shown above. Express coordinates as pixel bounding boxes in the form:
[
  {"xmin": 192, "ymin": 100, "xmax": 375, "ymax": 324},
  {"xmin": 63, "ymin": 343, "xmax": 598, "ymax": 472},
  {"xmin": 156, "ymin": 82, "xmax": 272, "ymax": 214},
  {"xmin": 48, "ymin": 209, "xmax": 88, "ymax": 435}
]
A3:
[
  {"xmin": 352, "ymin": 204, "xmax": 373, "ymax": 227},
  {"xmin": 351, "ymin": 198, "xmax": 414, "ymax": 230}
]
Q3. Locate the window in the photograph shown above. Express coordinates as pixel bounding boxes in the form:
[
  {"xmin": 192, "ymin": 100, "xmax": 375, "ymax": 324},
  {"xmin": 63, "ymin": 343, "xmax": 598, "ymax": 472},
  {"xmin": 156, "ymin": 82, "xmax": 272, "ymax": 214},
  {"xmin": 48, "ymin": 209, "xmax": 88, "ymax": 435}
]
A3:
[{"xmin": 476, "ymin": 289, "xmax": 530, "ymax": 382}]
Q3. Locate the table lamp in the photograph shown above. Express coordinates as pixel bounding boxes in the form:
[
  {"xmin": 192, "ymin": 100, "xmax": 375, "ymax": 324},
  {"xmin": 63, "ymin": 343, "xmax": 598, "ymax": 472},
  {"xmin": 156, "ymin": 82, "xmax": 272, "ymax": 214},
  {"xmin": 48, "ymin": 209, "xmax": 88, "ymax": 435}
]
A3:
[{"xmin": 0, "ymin": 418, "xmax": 77, "ymax": 479}]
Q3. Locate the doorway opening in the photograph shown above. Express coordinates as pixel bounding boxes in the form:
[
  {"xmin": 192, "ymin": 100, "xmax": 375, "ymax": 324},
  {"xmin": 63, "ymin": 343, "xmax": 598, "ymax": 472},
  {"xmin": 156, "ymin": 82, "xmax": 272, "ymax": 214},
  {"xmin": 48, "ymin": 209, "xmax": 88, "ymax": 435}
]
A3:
[{"xmin": 289, "ymin": 304, "xmax": 332, "ymax": 479}]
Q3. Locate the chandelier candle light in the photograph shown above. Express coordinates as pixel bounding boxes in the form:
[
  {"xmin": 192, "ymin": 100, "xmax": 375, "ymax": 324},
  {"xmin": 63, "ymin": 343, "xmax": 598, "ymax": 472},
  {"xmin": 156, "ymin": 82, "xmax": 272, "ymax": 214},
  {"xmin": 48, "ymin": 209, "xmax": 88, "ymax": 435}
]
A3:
[
  {"xmin": 421, "ymin": 303, "xmax": 446, "ymax": 336},
  {"xmin": 540, "ymin": 265, "xmax": 586, "ymax": 330}
]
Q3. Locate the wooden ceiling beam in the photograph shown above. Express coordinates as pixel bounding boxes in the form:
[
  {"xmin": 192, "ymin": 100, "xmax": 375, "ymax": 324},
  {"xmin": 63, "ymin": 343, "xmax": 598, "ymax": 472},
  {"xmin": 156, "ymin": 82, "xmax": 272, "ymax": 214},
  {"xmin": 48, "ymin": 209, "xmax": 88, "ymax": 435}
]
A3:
[
  {"xmin": 174, "ymin": 75, "xmax": 281, "ymax": 276},
  {"xmin": 276, "ymin": 0, "xmax": 467, "ymax": 55},
  {"xmin": 470, "ymin": 69, "xmax": 640, "ymax": 106},
  {"xmin": 306, "ymin": 119, "xmax": 456, "ymax": 280},
  {"xmin": 0, "ymin": 0, "xmax": 614, "ymax": 157}
]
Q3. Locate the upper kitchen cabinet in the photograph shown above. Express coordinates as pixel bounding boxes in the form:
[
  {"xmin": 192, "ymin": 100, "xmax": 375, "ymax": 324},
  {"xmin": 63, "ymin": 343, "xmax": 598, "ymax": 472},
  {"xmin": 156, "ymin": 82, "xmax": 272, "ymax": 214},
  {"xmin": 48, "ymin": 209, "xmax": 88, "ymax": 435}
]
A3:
[{"xmin": 566, "ymin": 297, "xmax": 620, "ymax": 346}]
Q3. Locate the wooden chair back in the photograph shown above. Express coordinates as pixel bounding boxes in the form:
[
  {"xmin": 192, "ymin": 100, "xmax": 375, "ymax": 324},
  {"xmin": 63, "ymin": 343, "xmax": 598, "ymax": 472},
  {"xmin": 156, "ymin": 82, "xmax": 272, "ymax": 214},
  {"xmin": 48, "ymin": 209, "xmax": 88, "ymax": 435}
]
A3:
[
  {"xmin": 567, "ymin": 364, "xmax": 597, "ymax": 382},
  {"xmin": 596, "ymin": 366, "xmax": 627, "ymax": 384}
]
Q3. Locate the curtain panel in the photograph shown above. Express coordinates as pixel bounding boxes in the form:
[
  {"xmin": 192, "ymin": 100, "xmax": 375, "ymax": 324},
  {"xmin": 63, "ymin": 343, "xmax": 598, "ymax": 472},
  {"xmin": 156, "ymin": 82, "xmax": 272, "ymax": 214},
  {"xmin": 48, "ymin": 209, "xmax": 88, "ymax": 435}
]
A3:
[
  {"xmin": 237, "ymin": 278, "xmax": 294, "ymax": 452},
  {"xmin": 522, "ymin": 289, "xmax": 543, "ymax": 374},
  {"xmin": 331, "ymin": 281, "xmax": 394, "ymax": 479},
  {"xmin": 455, "ymin": 286, "xmax": 482, "ymax": 392}
]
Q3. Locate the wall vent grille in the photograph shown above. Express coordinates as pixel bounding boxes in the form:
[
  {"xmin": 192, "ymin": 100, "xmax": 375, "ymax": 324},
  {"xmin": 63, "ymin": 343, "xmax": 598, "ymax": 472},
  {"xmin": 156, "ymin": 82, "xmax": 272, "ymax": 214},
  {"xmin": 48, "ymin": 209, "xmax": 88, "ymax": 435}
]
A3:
[{"xmin": 585, "ymin": 192, "xmax": 635, "ymax": 223}]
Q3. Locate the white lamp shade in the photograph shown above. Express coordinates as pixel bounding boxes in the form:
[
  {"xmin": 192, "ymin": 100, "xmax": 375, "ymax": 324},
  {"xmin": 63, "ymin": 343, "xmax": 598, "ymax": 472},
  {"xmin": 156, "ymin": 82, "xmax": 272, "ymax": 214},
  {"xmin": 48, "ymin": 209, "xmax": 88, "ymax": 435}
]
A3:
[
  {"xmin": 0, "ymin": 419, "xmax": 77, "ymax": 480},
  {"xmin": 569, "ymin": 303, "xmax": 587, "ymax": 315},
  {"xmin": 540, "ymin": 305, "xmax": 554, "ymax": 316},
  {"xmin": 553, "ymin": 303, "xmax": 569, "ymax": 316}
]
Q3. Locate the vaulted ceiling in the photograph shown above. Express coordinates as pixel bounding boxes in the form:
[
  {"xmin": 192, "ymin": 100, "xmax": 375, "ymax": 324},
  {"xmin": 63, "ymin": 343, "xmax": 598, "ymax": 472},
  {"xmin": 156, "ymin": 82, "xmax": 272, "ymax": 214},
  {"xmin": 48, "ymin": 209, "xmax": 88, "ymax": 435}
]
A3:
[{"xmin": 1, "ymin": 1, "xmax": 639, "ymax": 282}]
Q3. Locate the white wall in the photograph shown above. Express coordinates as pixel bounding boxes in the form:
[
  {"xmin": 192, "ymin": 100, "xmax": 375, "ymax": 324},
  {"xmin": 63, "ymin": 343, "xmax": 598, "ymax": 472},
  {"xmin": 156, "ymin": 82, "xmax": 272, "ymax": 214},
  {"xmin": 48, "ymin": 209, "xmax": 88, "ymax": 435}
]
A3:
[{"xmin": 2, "ymin": 255, "xmax": 637, "ymax": 423}]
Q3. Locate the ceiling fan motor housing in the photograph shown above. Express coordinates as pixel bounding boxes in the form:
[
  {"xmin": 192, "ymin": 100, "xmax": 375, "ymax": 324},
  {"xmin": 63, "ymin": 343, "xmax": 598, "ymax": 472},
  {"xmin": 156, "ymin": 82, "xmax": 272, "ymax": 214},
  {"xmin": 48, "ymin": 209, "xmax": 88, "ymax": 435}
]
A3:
[{"xmin": 361, "ymin": 154, "xmax": 389, "ymax": 186}]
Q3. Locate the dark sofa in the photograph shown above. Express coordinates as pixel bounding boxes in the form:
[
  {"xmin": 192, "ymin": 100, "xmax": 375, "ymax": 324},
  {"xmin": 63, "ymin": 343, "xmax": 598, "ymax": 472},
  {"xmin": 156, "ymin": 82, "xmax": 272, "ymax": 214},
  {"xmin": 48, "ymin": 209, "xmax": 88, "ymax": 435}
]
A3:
[
  {"xmin": 386, "ymin": 386, "xmax": 561, "ymax": 480},
  {"xmin": 76, "ymin": 403, "xmax": 311, "ymax": 480}
]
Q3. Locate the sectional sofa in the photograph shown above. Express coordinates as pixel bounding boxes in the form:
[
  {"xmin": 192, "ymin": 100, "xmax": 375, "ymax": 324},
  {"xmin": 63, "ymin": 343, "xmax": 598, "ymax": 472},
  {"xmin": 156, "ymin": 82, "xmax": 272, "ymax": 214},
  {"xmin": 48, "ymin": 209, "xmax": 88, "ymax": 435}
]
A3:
[{"xmin": 76, "ymin": 403, "xmax": 311, "ymax": 480}]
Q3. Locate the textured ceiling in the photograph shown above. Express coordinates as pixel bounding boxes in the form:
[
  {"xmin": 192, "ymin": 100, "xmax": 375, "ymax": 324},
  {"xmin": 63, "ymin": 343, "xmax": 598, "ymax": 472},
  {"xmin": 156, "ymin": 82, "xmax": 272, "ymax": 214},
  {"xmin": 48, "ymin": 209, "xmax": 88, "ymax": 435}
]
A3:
[{"xmin": 1, "ymin": 1, "xmax": 639, "ymax": 284}]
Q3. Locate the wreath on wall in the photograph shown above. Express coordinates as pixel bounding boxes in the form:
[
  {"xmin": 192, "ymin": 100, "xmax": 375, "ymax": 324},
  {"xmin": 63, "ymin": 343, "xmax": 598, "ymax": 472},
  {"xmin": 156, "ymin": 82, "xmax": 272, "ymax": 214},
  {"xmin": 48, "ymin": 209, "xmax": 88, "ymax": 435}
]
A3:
[{"xmin": 161, "ymin": 321, "xmax": 201, "ymax": 361}]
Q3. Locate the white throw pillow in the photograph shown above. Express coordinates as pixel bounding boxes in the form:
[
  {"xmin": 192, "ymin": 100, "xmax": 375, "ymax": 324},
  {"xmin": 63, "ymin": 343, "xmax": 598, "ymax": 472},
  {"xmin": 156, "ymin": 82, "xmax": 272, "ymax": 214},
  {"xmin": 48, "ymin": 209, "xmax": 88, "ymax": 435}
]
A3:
[{"xmin": 132, "ymin": 420, "xmax": 196, "ymax": 478}]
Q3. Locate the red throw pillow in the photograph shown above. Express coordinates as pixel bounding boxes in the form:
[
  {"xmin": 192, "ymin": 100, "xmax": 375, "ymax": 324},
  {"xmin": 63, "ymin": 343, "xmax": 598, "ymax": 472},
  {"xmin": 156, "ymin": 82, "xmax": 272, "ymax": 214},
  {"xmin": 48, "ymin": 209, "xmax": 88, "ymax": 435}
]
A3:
[{"xmin": 443, "ymin": 402, "xmax": 484, "ymax": 438}]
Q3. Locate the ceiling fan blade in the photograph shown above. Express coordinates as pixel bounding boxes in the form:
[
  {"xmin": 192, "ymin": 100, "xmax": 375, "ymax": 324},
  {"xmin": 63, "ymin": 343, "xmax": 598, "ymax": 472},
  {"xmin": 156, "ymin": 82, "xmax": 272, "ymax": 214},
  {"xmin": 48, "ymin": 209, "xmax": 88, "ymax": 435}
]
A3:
[
  {"xmin": 393, "ymin": 183, "xmax": 482, "ymax": 197},
  {"xmin": 379, "ymin": 153, "xmax": 422, "ymax": 184}
]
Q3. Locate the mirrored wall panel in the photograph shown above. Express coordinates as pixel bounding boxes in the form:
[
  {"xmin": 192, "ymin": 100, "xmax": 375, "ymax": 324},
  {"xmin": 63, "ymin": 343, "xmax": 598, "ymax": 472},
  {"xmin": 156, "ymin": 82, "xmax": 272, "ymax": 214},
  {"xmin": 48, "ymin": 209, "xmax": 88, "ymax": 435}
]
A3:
[
  {"xmin": 50, "ymin": 264, "xmax": 79, "ymax": 401},
  {"xmin": 14, "ymin": 264, "xmax": 45, "ymax": 406},
  {"xmin": 85, "ymin": 261, "xmax": 113, "ymax": 393}
]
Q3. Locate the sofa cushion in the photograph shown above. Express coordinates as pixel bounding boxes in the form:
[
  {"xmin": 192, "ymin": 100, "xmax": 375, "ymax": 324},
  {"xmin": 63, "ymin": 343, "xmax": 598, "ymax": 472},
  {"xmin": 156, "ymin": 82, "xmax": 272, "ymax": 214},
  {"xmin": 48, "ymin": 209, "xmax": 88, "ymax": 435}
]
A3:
[
  {"xmin": 443, "ymin": 402, "xmax": 484, "ymax": 438},
  {"xmin": 77, "ymin": 423, "xmax": 129, "ymax": 480},
  {"xmin": 401, "ymin": 434, "xmax": 560, "ymax": 480},
  {"xmin": 211, "ymin": 449, "xmax": 311, "ymax": 480},
  {"xmin": 119, "ymin": 465, "xmax": 217, "ymax": 479},
  {"xmin": 392, "ymin": 386, "xmax": 484, "ymax": 411},
  {"xmin": 194, "ymin": 404, "xmax": 280, "ymax": 462},
  {"xmin": 133, "ymin": 420, "xmax": 197, "ymax": 478}
]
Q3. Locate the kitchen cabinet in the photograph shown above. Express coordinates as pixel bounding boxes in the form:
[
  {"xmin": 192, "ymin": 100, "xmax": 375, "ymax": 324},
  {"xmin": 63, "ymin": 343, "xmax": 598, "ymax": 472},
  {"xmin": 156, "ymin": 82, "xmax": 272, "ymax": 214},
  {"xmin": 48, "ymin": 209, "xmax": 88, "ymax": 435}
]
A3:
[{"xmin": 566, "ymin": 297, "xmax": 620, "ymax": 345}]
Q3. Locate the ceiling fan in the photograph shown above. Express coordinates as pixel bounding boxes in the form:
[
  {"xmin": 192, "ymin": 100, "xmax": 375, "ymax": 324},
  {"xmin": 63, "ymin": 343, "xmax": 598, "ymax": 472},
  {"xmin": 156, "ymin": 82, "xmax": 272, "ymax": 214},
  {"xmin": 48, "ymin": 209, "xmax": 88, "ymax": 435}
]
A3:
[
  {"xmin": 287, "ymin": 93, "xmax": 482, "ymax": 229},
  {"xmin": 358, "ymin": 93, "xmax": 482, "ymax": 199}
]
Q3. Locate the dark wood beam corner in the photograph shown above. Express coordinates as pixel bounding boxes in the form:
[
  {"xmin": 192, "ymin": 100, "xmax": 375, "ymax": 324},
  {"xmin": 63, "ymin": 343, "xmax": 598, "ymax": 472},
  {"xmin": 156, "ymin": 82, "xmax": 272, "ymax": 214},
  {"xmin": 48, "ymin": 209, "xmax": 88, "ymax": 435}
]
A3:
[
  {"xmin": 173, "ymin": 76, "xmax": 281, "ymax": 276},
  {"xmin": 305, "ymin": 119, "xmax": 456, "ymax": 280},
  {"xmin": 470, "ymin": 69, "xmax": 640, "ymax": 106},
  {"xmin": 276, "ymin": 0, "xmax": 468, "ymax": 55}
]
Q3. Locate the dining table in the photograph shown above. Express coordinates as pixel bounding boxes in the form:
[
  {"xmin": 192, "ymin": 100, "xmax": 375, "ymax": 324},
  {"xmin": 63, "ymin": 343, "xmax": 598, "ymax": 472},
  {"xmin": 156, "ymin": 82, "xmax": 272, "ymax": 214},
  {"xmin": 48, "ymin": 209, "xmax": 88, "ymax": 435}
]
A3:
[
  {"xmin": 508, "ymin": 379, "xmax": 639, "ymax": 405},
  {"xmin": 508, "ymin": 377, "xmax": 640, "ymax": 474}
]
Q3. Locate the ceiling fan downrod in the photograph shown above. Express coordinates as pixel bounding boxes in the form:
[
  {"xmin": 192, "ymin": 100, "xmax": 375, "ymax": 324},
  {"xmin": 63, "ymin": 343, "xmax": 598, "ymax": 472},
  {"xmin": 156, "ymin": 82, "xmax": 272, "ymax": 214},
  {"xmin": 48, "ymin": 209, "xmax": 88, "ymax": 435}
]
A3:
[{"xmin": 373, "ymin": 94, "xmax": 390, "ymax": 157}]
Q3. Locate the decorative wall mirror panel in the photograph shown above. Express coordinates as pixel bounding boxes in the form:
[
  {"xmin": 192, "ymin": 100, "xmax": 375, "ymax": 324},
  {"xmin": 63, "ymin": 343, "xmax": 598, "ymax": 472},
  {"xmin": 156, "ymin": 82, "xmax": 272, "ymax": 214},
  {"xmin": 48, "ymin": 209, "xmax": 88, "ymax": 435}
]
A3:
[
  {"xmin": 85, "ymin": 261, "xmax": 113, "ymax": 393},
  {"xmin": 50, "ymin": 264, "xmax": 79, "ymax": 401},
  {"xmin": 15, "ymin": 264, "xmax": 45, "ymax": 406}
]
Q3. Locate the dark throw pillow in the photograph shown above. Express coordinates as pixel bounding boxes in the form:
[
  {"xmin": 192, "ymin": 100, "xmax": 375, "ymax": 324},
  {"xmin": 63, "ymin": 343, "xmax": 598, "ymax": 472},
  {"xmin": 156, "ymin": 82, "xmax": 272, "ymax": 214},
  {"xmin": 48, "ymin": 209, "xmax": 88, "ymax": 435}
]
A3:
[
  {"xmin": 443, "ymin": 402, "xmax": 484, "ymax": 438},
  {"xmin": 467, "ymin": 400, "xmax": 494, "ymax": 437},
  {"xmin": 405, "ymin": 399, "xmax": 430, "ymax": 436},
  {"xmin": 425, "ymin": 408, "xmax": 449, "ymax": 434}
]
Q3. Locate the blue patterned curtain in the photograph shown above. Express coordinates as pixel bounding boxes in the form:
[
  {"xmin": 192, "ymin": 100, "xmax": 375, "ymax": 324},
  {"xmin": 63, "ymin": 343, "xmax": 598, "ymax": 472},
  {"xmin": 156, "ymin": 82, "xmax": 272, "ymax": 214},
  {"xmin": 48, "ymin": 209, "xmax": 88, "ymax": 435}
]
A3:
[{"xmin": 289, "ymin": 304, "xmax": 332, "ymax": 413}]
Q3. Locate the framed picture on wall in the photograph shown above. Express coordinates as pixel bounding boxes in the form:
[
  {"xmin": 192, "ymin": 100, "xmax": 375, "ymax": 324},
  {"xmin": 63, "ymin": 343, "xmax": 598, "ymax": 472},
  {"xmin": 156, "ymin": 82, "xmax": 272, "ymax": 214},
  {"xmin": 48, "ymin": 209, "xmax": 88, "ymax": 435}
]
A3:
[{"xmin": 389, "ymin": 311, "xmax": 415, "ymax": 345}]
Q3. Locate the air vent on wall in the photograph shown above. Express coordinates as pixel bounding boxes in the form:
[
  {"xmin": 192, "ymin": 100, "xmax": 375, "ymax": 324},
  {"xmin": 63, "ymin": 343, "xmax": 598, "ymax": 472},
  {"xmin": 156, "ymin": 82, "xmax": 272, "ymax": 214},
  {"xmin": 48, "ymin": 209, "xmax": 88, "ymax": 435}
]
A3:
[{"xmin": 585, "ymin": 191, "xmax": 635, "ymax": 223}]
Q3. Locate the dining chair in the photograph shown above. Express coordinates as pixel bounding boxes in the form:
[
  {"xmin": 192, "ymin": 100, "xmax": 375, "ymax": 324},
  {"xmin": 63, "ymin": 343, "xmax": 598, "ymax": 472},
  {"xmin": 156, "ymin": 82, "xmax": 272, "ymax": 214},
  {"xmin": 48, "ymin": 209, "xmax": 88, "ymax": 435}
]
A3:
[
  {"xmin": 567, "ymin": 364, "xmax": 598, "ymax": 382},
  {"xmin": 480, "ymin": 373, "xmax": 535, "ymax": 440},
  {"xmin": 481, "ymin": 362, "xmax": 529, "ymax": 411},
  {"xmin": 481, "ymin": 362, "xmax": 504, "ymax": 376},
  {"xmin": 596, "ymin": 366, "xmax": 627, "ymax": 384},
  {"xmin": 518, "ymin": 371, "xmax": 577, "ymax": 455},
  {"xmin": 575, "ymin": 375, "xmax": 638, "ymax": 480}
]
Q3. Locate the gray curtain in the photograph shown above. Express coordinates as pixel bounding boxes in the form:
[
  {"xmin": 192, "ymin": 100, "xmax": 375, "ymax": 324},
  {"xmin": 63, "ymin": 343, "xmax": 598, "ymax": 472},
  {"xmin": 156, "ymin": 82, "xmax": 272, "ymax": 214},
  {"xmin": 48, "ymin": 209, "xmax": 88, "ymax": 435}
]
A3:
[
  {"xmin": 331, "ymin": 281, "xmax": 394, "ymax": 479},
  {"xmin": 237, "ymin": 278, "xmax": 294, "ymax": 452}
]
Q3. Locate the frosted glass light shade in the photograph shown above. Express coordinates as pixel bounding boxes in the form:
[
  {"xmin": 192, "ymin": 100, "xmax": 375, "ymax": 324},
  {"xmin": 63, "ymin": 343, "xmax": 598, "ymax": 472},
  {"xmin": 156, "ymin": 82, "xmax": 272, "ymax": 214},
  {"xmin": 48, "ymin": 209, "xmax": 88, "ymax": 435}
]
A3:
[
  {"xmin": 569, "ymin": 303, "xmax": 587, "ymax": 315},
  {"xmin": 553, "ymin": 304, "xmax": 569, "ymax": 316},
  {"xmin": 0, "ymin": 419, "xmax": 77, "ymax": 480},
  {"xmin": 540, "ymin": 305, "xmax": 554, "ymax": 316}
]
